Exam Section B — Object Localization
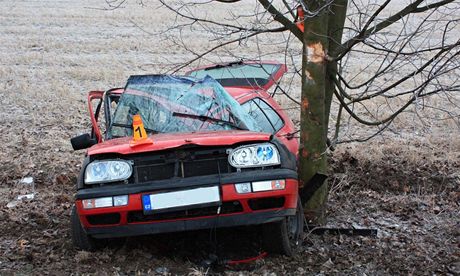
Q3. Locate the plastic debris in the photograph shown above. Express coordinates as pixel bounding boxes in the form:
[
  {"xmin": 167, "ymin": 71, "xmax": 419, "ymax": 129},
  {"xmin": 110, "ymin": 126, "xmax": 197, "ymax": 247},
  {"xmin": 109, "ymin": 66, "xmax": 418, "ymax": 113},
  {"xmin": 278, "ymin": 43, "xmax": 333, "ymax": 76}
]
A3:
[
  {"xmin": 7, "ymin": 193, "xmax": 35, "ymax": 209},
  {"xmin": 17, "ymin": 176, "xmax": 35, "ymax": 202},
  {"xmin": 6, "ymin": 178, "xmax": 35, "ymax": 208},
  {"xmin": 155, "ymin": 267, "xmax": 169, "ymax": 274},
  {"xmin": 6, "ymin": 200, "xmax": 19, "ymax": 209},
  {"xmin": 17, "ymin": 194, "xmax": 35, "ymax": 200},
  {"xmin": 20, "ymin": 177, "xmax": 34, "ymax": 185}
]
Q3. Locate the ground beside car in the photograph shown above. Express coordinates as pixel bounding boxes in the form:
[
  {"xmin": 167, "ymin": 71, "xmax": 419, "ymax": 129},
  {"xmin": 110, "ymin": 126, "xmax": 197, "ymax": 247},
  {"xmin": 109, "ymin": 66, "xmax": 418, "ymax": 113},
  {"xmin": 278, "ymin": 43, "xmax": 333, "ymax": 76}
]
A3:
[{"xmin": 0, "ymin": 0, "xmax": 458, "ymax": 274}]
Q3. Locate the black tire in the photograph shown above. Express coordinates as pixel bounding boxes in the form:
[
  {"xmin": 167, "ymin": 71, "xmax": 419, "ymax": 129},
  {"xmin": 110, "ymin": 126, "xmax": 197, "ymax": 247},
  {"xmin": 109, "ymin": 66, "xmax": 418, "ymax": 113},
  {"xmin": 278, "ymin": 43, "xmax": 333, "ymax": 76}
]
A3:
[
  {"xmin": 71, "ymin": 205, "xmax": 105, "ymax": 251},
  {"xmin": 262, "ymin": 197, "xmax": 304, "ymax": 256}
]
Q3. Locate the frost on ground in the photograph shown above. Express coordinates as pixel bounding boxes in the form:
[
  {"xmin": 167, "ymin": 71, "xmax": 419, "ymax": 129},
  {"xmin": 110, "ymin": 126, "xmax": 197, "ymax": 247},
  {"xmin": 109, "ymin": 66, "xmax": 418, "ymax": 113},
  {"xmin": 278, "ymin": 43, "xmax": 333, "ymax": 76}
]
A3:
[{"xmin": 0, "ymin": 0, "xmax": 458, "ymax": 275}]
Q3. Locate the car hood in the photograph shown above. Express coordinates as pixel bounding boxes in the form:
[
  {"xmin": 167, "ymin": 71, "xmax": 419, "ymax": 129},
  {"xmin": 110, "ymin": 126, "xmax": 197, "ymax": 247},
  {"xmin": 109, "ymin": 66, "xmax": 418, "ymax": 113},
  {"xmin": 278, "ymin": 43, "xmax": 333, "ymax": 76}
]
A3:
[{"xmin": 87, "ymin": 130, "xmax": 271, "ymax": 156}]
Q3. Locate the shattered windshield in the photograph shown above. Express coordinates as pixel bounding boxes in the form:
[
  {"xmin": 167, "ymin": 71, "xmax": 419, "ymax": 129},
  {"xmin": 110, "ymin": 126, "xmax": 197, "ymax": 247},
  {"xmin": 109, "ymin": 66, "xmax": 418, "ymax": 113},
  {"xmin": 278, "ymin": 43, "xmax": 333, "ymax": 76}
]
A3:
[
  {"xmin": 188, "ymin": 62, "xmax": 280, "ymax": 88},
  {"xmin": 108, "ymin": 75, "xmax": 260, "ymax": 138}
]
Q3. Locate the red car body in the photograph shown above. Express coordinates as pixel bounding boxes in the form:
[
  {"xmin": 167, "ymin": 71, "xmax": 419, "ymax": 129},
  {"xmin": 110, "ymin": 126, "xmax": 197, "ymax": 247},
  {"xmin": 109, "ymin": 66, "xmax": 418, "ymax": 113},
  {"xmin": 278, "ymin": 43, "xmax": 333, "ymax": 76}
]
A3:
[{"xmin": 71, "ymin": 61, "xmax": 301, "ymax": 254}]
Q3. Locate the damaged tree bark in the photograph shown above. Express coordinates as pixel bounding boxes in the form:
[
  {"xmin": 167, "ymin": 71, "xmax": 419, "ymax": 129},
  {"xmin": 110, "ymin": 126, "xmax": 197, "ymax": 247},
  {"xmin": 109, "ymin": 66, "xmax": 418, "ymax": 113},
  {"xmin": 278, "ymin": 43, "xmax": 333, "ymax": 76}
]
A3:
[{"xmin": 299, "ymin": 0, "xmax": 348, "ymax": 225}]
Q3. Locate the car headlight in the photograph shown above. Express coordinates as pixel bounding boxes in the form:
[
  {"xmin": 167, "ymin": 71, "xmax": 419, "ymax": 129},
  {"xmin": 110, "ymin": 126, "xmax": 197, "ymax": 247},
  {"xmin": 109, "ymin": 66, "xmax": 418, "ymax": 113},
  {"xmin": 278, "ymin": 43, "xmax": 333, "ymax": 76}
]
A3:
[
  {"xmin": 84, "ymin": 160, "xmax": 132, "ymax": 184},
  {"xmin": 228, "ymin": 143, "xmax": 280, "ymax": 168}
]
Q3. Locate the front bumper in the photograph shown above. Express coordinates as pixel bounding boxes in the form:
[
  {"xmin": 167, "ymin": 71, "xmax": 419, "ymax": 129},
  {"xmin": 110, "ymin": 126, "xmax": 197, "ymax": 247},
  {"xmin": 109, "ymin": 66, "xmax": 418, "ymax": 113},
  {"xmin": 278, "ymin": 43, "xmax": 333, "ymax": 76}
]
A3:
[
  {"xmin": 87, "ymin": 209, "xmax": 296, "ymax": 239},
  {"xmin": 76, "ymin": 169, "xmax": 298, "ymax": 238}
]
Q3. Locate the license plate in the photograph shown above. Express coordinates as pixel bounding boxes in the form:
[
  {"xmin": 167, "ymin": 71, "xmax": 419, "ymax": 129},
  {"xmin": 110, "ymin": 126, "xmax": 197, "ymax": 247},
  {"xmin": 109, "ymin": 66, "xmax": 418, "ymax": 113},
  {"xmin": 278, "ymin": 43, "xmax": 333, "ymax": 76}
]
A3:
[{"xmin": 142, "ymin": 186, "xmax": 220, "ymax": 212}]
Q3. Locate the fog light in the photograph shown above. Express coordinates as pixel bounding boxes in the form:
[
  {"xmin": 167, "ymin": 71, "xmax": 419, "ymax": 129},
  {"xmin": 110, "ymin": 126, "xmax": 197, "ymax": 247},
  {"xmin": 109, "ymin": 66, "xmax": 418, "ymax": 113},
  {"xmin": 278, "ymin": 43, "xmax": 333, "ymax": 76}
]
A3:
[
  {"xmin": 82, "ymin": 197, "xmax": 113, "ymax": 209},
  {"xmin": 252, "ymin": 180, "xmax": 285, "ymax": 192},
  {"xmin": 235, "ymin": 182, "xmax": 251, "ymax": 194},
  {"xmin": 113, "ymin": 195, "xmax": 128, "ymax": 206}
]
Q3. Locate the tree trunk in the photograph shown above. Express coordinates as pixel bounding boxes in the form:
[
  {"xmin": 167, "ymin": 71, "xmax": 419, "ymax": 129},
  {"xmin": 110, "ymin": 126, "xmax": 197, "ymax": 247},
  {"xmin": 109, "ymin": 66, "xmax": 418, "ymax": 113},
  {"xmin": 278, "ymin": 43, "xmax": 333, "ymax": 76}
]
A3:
[{"xmin": 299, "ymin": 0, "xmax": 348, "ymax": 225}]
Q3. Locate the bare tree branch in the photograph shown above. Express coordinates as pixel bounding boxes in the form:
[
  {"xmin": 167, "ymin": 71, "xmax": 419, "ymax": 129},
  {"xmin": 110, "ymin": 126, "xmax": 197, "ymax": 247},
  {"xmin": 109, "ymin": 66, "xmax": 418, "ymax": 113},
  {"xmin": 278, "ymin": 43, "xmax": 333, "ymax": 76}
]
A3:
[{"xmin": 257, "ymin": 0, "xmax": 303, "ymax": 41}]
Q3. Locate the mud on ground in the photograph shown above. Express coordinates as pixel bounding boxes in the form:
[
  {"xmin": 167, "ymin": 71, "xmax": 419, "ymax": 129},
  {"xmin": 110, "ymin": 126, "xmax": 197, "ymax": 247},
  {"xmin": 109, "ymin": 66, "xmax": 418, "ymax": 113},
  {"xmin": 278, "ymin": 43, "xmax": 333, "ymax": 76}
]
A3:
[{"xmin": 0, "ymin": 0, "xmax": 459, "ymax": 275}]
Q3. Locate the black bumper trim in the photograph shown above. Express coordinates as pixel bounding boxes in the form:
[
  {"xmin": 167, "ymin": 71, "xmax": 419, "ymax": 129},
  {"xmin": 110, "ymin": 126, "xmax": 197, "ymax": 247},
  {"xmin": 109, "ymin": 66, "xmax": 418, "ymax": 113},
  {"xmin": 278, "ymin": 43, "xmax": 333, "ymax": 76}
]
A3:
[
  {"xmin": 86, "ymin": 208, "xmax": 296, "ymax": 239},
  {"xmin": 76, "ymin": 169, "xmax": 297, "ymax": 200}
]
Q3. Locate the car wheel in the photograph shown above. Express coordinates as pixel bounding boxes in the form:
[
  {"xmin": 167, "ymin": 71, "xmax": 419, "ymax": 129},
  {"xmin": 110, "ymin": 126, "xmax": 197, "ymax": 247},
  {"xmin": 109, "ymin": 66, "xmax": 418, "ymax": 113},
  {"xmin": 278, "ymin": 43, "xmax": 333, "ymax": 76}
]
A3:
[
  {"xmin": 262, "ymin": 197, "xmax": 304, "ymax": 256},
  {"xmin": 71, "ymin": 205, "xmax": 105, "ymax": 251}
]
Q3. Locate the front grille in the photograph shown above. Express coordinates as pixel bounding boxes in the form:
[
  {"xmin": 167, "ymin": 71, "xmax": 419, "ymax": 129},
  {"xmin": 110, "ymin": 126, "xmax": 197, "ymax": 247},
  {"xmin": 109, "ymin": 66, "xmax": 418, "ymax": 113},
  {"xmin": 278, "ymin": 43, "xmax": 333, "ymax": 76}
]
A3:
[
  {"xmin": 137, "ymin": 163, "xmax": 175, "ymax": 182},
  {"xmin": 127, "ymin": 201, "xmax": 243, "ymax": 223},
  {"xmin": 87, "ymin": 213, "xmax": 120, "ymax": 225},
  {"xmin": 182, "ymin": 158, "xmax": 229, "ymax": 177},
  {"xmin": 248, "ymin": 197, "xmax": 285, "ymax": 210},
  {"xmin": 132, "ymin": 147, "xmax": 235, "ymax": 183},
  {"xmin": 221, "ymin": 201, "xmax": 244, "ymax": 214}
]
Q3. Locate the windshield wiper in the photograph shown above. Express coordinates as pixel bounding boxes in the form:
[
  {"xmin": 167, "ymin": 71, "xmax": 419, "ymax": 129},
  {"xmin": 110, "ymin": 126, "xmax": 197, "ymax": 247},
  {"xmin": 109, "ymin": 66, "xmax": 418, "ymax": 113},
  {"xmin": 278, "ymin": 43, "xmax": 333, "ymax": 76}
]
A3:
[
  {"xmin": 111, "ymin": 122, "xmax": 158, "ymax": 134},
  {"xmin": 172, "ymin": 112, "xmax": 248, "ymax": 130}
]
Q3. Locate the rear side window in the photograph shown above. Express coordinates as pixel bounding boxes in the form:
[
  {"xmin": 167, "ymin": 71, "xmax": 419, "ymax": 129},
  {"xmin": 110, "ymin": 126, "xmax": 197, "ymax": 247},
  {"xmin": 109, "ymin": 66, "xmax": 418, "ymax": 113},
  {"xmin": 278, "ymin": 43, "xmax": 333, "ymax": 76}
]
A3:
[{"xmin": 241, "ymin": 98, "xmax": 284, "ymax": 134}]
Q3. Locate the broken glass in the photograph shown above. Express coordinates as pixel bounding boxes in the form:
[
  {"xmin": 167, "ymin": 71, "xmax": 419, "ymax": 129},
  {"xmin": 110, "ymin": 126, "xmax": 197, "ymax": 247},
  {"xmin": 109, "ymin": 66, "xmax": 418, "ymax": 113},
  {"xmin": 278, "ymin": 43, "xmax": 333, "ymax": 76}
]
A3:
[{"xmin": 108, "ymin": 75, "xmax": 260, "ymax": 138}]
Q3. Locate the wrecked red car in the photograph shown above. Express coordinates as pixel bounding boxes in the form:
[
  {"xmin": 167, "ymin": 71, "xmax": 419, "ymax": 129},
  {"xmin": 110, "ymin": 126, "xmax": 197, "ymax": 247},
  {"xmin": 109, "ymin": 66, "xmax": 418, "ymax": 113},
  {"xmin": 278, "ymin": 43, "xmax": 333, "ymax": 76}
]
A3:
[{"xmin": 70, "ymin": 61, "xmax": 302, "ymax": 255}]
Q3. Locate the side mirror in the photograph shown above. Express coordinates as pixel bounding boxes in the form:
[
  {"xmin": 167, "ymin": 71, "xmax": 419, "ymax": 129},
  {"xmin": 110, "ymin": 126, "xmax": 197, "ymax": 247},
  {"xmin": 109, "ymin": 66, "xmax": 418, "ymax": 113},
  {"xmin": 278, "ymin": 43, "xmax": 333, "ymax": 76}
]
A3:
[{"xmin": 71, "ymin": 133, "xmax": 97, "ymax": 150}]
